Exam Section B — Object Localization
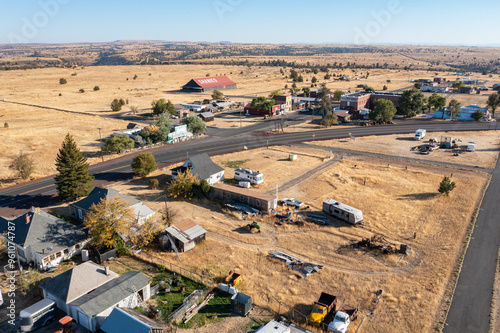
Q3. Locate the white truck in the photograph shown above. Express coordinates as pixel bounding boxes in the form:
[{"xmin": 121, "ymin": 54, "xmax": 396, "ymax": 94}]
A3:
[
  {"xmin": 327, "ymin": 304, "xmax": 358, "ymax": 333},
  {"xmin": 414, "ymin": 129, "xmax": 426, "ymax": 140},
  {"xmin": 234, "ymin": 168, "xmax": 263, "ymax": 185}
]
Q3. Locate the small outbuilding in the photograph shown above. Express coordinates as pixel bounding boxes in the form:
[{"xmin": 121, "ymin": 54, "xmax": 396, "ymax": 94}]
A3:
[
  {"xmin": 210, "ymin": 183, "xmax": 277, "ymax": 211},
  {"xmin": 161, "ymin": 219, "xmax": 206, "ymax": 253},
  {"xmin": 198, "ymin": 111, "xmax": 215, "ymax": 122},
  {"xmin": 181, "ymin": 76, "xmax": 237, "ymax": 92},
  {"xmin": 231, "ymin": 292, "xmax": 252, "ymax": 316}
]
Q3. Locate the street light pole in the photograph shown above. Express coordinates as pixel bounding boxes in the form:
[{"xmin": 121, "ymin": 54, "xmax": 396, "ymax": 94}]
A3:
[{"xmin": 98, "ymin": 128, "xmax": 104, "ymax": 162}]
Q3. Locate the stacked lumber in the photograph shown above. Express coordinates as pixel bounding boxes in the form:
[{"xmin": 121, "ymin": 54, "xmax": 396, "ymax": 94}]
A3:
[{"xmin": 183, "ymin": 292, "xmax": 215, "ymax": 323}]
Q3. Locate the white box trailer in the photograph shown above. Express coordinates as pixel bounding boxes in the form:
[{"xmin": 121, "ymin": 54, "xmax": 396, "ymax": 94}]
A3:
[
  {"xmin": 414, "ymin": 129, "xmax": 426, "ymax": 140},
  {"xmin": 323, "ymin": 199, "xmax": 364, "ymax": 225},
  {"xmin": 234, "ymin": 168, "xmax": 263, "ymax": 185}
]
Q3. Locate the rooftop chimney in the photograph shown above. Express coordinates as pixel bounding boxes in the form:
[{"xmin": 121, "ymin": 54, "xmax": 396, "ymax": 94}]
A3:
[{"xmin": 105, "ymin": 266, "xmax": 110, "ymax": 276}]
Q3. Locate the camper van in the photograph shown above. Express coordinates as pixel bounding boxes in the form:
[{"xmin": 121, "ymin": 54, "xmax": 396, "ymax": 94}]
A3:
[
  {"xmin": 19, "ymin": 299, "xmax": 57, "ymax": 332},
  {"xmin": 414, "ymin": 129, "xmax": 426, "ymax": 140},
  {"xmin": 323, "ymin": 199, "xmax": 363, "ymax": 225},
  {"xmin": 234, "ymin": 168, "xmax": 263, "ymax": 185}
]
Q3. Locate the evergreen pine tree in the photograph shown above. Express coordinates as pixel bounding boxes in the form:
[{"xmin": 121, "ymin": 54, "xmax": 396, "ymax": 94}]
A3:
[{"xmin": 54, "ymin": 133, "xmax": 94, "ymax": 201}]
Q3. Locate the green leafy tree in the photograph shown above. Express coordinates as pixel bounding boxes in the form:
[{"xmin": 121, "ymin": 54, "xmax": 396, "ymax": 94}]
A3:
[
  {"xmin": 199, "ymin": 179, "xmax": 210, "ymax": 193},
  {"xmin": 182, "ymin": 115, "xmax": 206, "ymax": 134},
  {"xmin": 269, "ymin": 90, "xmax": 283, "ymax": 98},
  {"xmin": 168, "ymin": 169, "xmax": 199, "ymax": 199},
  {"xmin": 250, "ymin": 96, "xmax": 275, "ymax": 116},
  {"xmin": 302, "ymin": 87, "xmax": 311, "ymax": 97},
  {"xmin": 103, "ymin": 134, "xmax": 135, "ymax": 154},
  {"xmin": 447, "ymin": 99, "xmax": 462, "ymax": 119},
  {"xmin": 428, "ymin": 93, "xmax": 447, "ymax": 112},
  {"xmin": 111, "ymin": 99, "xmax": 123, "ymax": 112},
  {"xmin": 311, "ymin": 76, "xmax": 317, "ymax": 84},
  {"xmin": 54, "ymin": 133, "xmax": 94, "ymax": 201},
  {"xmin": 84, "ymin": 197, "xmax": 134, "ymax": 248},
  {"xmin": 471, "ymin": 109, "xmax": 484, "ymax": 121},
  {"xmin": 487, "ymin": 93, "xmax": 500, "ymax": 117},
  {"xmin": 9, "ymin": 151, "xmax": 34, "ymax": 179},
  {"xmin": 370, "ymin": 99, "xmax": 397, "ymax": 122},
  {"xmin": 438, "ymin": 176, "xmax": 456, "ymax": 196},
  {"xmin": 399, "ymin": 88, "xmax": 428, "ymax": 117},
  {"xmin": 131, "ymin": 153, "xmax": 157, "ymax": 177},
  {"xmin": 152, "ymin": 99, "xmax": 175, "ymax": 115},
  {"xmin": 211, "ymin": 90, "xmax": 224, "ymax": 100},
  {"xmin": 154, "ymin": 113, "xmax": 173, "ymax": 142},
  {"xmin": 333, "ymin": 90, "xmax": 344, "ymax": 101},
  {"xmin": 17, "ymin": 268, "xmax": 44, "ymax": 296},
  {"xmin": 129, "ymin": 215, "xmax": 166, "ymax": 250},
  {"xmin": 290, "ymin": 69, "xmax": 299, "ymax": 81},
  {"xmin": 318, "ymin": 83, "xmax": 332, "ymax": 117},
  {"xmin": 322, "ymin": 112, "xmax": 338, "ymax": 127},
  {"xmin": 452, "ymin": 80, "xmax": 465, "ymax": 89},
  {"xmin": 364, "ymin": 86, "xmax": 375, "ymax": 92}
]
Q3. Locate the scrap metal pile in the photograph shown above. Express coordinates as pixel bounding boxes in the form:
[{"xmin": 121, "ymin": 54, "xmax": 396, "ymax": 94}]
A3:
[
  {"xmin": 269, "ymin": 250, "xmax": 323, "ymax": 278},
  {"xmin": 358, "ymin": 234, "xmax": 409, "ymax": 255}
]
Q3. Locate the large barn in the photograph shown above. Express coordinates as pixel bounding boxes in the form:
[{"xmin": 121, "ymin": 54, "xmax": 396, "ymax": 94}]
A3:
[{"xmin": 181, "ymin": 75, "xmax": 237, "ymax": 92}]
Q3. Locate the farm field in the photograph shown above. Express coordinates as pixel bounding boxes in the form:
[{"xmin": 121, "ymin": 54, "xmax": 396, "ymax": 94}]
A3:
[{"xmin": 108, "ymin": 141, "xmax": 492, "ymax": 332}]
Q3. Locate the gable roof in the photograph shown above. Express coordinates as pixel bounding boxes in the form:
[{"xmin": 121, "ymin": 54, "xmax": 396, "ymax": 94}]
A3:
[
  {"xmin": 0, "ymin": 211, "xmax": 87, "ymax": 255},
  {"xmin": 39, "ymin": 261, "xmax": 118, "ymax": 303},
  {"xmin": 70, "ymin": 187, "xmax": 141, "ymax": 212},
  {"xmin": 69, "ymin": 271, "xmax": 149, "ymax": 317},
  {"xmin": 101, "ymin": 307, "xmax": 163, "ymax": 333},
  {"xmin": 184, "ymin": 76, "xmax": 236, "ymax": 89},
  {"xmin": 199, "ymin": 111, "xmax": 214, "ymax": 118},
  {"xmin": 165, "ymin": 219, "xmax": 206, "ymax": 244},
  {"xmin": 170, "ymin": 153, "xmax": 224, "ymax": 182}
]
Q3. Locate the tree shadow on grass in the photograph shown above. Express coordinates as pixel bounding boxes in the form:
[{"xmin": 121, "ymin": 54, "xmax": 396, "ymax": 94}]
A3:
[{"xmin": 398, "ymin": 192, "xmax": 439, "ymax": 201}]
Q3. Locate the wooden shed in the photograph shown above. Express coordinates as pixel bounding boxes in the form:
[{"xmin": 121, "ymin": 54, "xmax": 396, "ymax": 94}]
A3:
[{"xmin": 161, "ymin": 219, "xmax": 206, "ymax": 253}]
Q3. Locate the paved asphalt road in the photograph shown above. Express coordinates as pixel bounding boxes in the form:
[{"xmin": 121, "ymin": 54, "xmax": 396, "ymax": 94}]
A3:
[
  {"xmin": 0, "ymin": 120, "xmax": 493, "ymax": 215},
  {"xmin": 444, "ymin": 154, "xmax": 500, "ymax": 333}
]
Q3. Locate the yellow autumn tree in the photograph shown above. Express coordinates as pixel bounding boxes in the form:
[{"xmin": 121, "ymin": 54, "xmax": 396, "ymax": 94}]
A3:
[
  {"xmin": 167, "ymin": 169, "xmax": 199, "ymax": 199},
  {"xmin": 84, "ymin": 197, "xmax": 134, "ymax": 248},
  {"xmin": 129, "ymin": 216, "xmax": 167, "ymax": 250}
]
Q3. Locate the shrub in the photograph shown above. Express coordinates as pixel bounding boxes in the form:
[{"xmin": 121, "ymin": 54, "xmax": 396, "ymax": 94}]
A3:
[
  {"xmin": 93, "ymin": 86, "xmax": 100, "ymax": 91},
  {"xmin": 59, "ymin": 78, "xmax": 67, "ymax": 84},
  {"xmin": 131, "ymin": 153, "xmax": 157, "ymax": 177},
  {"xmin": 79, "ymin": 89, "xmax": 85, "ymax": 93},
  {"xmin": 4, "ymin": 122, "xmax": 8, "ymax": 128},
  {"xmin": 149, "ymin": 178, "xmax": 159, "ymax": 190}
]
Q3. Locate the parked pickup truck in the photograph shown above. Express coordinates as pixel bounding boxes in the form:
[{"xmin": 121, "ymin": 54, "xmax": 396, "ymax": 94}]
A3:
[
  {"xmin": 307, "ymin": 292, "xmax": 337, "ymax": 326},
  {"xmin": 327, "ymin": 304, "xmax": 359, "ymax": 333}
]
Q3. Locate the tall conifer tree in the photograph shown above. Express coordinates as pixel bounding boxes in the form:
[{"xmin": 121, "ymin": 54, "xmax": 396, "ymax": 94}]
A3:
[{"xmin": 54, "ymin": 133, "xmax": 94, "ymax": 201}]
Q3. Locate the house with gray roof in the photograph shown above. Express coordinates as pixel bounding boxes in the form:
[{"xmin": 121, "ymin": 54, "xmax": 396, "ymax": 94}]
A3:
[
  {"xmin": 69, "ymin": 187, "xmax": 155, "ymax": 225},
  {"xmin": 101, "ymin": 307, "xmax": 165, "ymax": 333},
  {"xmin": 69, "ymin": 271, "xmax": 150, "ymax": 332},
  {"xmin": 0, "ymin": 209, "xmax": 89, "ymax": 270},
  {"xmin": 170, "ymin": 153, "xmax": 224, "ymax": 185},
  {"xmin": 39, "ymin": 261, "xmax": 118, "ymax": 314}
]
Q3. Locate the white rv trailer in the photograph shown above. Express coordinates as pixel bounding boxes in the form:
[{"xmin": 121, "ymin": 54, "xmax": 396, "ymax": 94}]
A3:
[
  {"xmin": 234, "ymin": 168, "xmax": 264, "ymax": 185},
  {"xmin": 323, "ymin": 199, "xmax": 363, "ymax": 225}
]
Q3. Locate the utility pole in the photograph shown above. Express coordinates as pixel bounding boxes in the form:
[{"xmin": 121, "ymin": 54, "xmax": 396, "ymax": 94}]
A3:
[
  {"xmin": 240, "ymin": 107, "xmax": 242, "ymax": 128},
  {"xmin": 98, "ymin": 128, "xmax": 104, "ymax": 162}
]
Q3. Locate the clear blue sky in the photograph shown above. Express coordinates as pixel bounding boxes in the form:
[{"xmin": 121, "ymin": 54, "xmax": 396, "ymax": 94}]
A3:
[{"xmin": 2, "ymin": 0, "xmax": 499, "ymax": 46}]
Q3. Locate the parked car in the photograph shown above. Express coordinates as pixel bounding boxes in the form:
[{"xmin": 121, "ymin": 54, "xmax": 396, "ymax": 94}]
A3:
[{"xmin": 280, "ymin": 198, "xmax": 304, "ymax": 208}]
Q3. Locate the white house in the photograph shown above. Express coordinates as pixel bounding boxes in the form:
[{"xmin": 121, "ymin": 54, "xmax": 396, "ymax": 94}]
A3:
[
  {"xmin": 40, "ymin": 261, "xmax": 118, "ymax": 314},
  {"xmin": 0, "ymin": 209, "xmax": 89, "ymax": 270},
  {"xmin": 69, "ymin": 187, "xmax": 155, "ymax": 225},
  {"xmin": 170, "ymin": 153, "xmax": 224, "ymax": 185},
  {"xmin": 68, "ymin": 271, "xmax": 150, "ymax": 332}
]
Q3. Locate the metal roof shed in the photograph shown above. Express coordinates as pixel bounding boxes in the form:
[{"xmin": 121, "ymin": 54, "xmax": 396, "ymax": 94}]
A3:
[{"xmin": 231, "ymin": 292, "xmax": 252, "ymax": 316}]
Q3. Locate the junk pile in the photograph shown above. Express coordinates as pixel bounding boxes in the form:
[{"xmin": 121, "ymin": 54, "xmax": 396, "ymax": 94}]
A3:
[
  {"xmin": 358, "ymin": 234, "xmax": 409, "ymax": 255},
  {"xmin": 269, "ymin": 250, "xmax": 323, "ymax": 278}
]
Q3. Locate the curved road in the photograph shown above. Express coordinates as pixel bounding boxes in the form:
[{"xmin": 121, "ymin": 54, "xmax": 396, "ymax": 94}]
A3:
[{"xmin": 0, "ymin": 121, "xmax": 493, "ymax": 212}]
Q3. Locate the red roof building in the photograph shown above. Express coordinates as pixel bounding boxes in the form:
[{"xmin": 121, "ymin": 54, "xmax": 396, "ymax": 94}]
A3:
[{"xmin": 182, "ymin": 76, "xmax": 237, "ymax": 92}]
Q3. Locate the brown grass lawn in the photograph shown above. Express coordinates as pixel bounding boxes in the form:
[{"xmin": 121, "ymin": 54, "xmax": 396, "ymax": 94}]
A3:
[{"xmin": 111, "ymin": 142, "xmax": 491, "ymax": 333}]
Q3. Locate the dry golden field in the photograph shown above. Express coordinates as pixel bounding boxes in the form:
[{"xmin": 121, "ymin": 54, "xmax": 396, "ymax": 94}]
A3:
[
  {"xmin": 108, "ymin": 141, "xmax": 492, "ymax": 333},
  {"xmin": 0, "ymin": 61, "xmax": 497, "ymax": 185}
]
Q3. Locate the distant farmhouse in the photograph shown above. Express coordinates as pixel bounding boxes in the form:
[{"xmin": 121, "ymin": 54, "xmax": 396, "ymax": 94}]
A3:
[{"xmin": 181, "ymin": 75, "xmax": 237, "ymax": 92}]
